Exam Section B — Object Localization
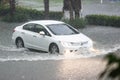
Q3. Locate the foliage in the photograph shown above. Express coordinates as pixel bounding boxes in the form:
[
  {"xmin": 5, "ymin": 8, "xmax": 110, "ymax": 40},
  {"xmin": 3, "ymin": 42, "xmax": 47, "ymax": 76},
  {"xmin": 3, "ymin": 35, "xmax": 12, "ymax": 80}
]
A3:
[
  {"xmin": 2, "ymin": 13, "xmax": 29, "ymax": 22},
  {"xmin": 0, "ymin": 6, "xmax": 10, "ymax": 16},
  {"xmin": 99, "ymin": 53, "xmax": 120, "ymax": 80},
  {"xmin": 85, "ymin": 15, "xmax": 120, "ymax": 27},
  {"xmin": 49, "ymin": 11, "xmax": 63, "ymax": 20},
  {"xmin": 16, "ymin": 7, "xmax": 45, "ymax": 20},
  {"xmin": 63, "ymin": 18, "xmax": 86, "ymax": 28},
  {"xmin": 0, "ymin": 7, "xmax": 63, "ymax": 22}
]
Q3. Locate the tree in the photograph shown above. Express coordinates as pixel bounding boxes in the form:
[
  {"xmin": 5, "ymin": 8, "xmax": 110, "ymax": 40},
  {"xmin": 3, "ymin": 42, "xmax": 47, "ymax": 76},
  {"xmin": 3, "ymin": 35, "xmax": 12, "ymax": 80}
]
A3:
[
  {"xmin": 63, "ymin": 0, "xmax": 82, "ymax": 20},
  {"xmin": 0, "ymin": 0, "xmax": 16, "ymax": 16},
  {"xmin": 68, "ymin": 0, "xmax": 74, "ymax": 20},
  {"xmin": 0, "ymin": 0, "xmax": 9, "ymax": 6},
  {"xmin": 72, "ymin": 0, "xmax": 81, "ymax": 18},
  {"xmin": 44, "ymin": 0, "xmax": 49, "ymax": 19},
  {"xmin": 9, "ymin": 0, "xmax": 16, "ymax": 16},
  {"xmin": 0, "ymin": 0, "xmax": 2, "ymax": 5}
]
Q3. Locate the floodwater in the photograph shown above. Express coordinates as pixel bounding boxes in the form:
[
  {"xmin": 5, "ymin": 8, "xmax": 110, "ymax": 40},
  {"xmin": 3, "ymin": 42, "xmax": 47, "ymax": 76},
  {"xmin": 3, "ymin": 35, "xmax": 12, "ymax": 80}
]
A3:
[
  {"xmin": 0, "ymin": 22, "xmax": 120, "ymax": 80},
  {"xmin": 0, "ymin": 1, "xmax": 120, "ymax": 79},
  {"xmin": 0, "ymin": 21, "xmax": 120, "ymax": 62}
]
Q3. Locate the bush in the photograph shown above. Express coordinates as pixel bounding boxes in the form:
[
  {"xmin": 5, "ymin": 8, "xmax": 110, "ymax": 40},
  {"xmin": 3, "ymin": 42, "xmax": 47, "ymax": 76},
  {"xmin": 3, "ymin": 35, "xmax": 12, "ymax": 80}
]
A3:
[
  {"xmin": 63, "ymin": 18, "xmax": 86, "ymax": 28},
  {"xmin": 2, "ymin": 13, "xmax": 29, "ymax": 22},
  {"xmin": 15, "ymin": 7, "xmax": 44, "ymax": 20},
  {"xmin": 85, "ymin": 15, "xmax": 120, "ymax": 27},
  {"xmin": 49, "ymin": 11, "xmax": 63, "ymax": 20},
  {"xmin": 0, "ymin": 6, "xmax": 10, "ymax": 16},
  {"xmin": 0, "ymin": 7, "xmax": 63, "ymax": 22}
]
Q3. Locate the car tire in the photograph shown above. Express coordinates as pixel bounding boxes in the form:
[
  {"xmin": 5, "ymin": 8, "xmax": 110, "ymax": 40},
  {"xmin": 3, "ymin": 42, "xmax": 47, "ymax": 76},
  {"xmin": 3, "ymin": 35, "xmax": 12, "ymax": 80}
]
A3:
[
  {"xmin": 16, "ymin": 38, "xmax": 24, "ymax": 48},
  {"xmin": 49, "ymin": 44, "xmax": 59, "ymax": 54}
]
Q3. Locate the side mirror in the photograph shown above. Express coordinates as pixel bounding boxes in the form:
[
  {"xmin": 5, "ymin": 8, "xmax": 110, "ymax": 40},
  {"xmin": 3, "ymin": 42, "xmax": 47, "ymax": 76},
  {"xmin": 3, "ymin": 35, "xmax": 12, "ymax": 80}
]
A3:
[{"xmin": 39, "ymin": 31, "xmax": 45, "ymax": 36}]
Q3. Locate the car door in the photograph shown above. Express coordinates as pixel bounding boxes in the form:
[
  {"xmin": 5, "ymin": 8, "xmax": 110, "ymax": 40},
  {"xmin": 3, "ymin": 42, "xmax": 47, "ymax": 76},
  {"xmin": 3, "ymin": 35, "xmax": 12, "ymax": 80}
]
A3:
[
  {"xmin": 22, "ymin": 23, "xmax": 37, "ymax": 48},
  {"xmin": 32, "ymin": 24, "xmax": 52, "ymax": 51}
]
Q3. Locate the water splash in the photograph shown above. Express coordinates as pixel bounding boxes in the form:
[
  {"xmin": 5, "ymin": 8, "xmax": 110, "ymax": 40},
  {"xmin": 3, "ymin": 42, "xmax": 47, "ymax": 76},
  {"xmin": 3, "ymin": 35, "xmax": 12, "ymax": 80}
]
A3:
[
  {"xmin": 0, "ymin": 44, "xmax": 119, "ymax": 62},
  {"xmin": 0, "ymin": 45, "xmax": 27, "ymax": 52}
]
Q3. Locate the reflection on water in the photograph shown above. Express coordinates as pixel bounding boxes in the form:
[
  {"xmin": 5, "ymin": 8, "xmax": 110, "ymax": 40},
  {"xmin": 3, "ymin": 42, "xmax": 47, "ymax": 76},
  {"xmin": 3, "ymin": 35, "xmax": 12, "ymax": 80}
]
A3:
[
  {"xmin": 56, "ymin": 58, "xmax": 105, "ymax": 80},
  {"xmin": 57, "ymin": 60, "xmax": 79, "ymax": 80}
]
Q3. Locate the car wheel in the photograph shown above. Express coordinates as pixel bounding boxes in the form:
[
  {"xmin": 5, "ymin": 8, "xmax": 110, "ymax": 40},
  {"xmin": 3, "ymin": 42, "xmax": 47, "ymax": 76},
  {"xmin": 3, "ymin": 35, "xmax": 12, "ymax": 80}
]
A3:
[
  {"xmin": 16, "ymin": 38, "xmax": 24, "ymax": 48},
  {"xmin": 49, "ymin": 44, "xmax": 59, "ymax": 54}
]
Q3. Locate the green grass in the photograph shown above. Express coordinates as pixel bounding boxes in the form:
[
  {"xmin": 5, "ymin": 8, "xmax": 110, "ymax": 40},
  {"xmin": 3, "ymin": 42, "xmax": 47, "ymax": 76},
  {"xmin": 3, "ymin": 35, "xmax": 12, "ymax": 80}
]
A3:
[{"xmin": 17, "ymin": 0, "xmax": 63, "ymax": 10}]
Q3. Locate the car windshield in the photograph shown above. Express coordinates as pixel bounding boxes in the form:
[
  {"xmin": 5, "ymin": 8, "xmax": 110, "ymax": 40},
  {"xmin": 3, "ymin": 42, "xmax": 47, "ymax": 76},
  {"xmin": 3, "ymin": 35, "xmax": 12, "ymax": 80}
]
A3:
[{"xmin": 47, "ymin": 24, "xmax": 79, "ymax": 35}]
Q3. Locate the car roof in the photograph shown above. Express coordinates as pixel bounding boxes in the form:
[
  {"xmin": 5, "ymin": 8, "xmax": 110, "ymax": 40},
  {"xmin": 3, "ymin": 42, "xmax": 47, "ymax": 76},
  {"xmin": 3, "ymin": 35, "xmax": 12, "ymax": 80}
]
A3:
[{"xmin": 26, "ymin": 20, "xmax": 64, "ymax": 26}]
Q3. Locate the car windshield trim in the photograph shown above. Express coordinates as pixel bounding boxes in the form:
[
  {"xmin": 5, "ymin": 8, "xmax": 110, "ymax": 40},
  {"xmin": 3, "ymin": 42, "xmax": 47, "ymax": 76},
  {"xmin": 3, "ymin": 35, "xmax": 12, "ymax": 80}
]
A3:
[{"xmin": 46, "ymin": 24, "xmax": 79, "ymax": 35}]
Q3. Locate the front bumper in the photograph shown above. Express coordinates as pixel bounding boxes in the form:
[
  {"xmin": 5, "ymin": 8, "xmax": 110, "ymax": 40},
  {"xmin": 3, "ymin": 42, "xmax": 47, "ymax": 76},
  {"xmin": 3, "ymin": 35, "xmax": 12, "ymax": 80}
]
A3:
[{"xmin": 59, "ymin": 45, "xmax": 92, "ymax": 54}]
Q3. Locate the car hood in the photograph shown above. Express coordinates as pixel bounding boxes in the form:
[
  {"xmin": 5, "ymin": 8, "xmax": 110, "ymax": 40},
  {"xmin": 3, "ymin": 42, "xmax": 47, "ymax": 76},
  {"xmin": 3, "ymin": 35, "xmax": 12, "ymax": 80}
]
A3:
[{"xmin": 54, "ymin": 33, "xmax": 91, "ymax": 42}]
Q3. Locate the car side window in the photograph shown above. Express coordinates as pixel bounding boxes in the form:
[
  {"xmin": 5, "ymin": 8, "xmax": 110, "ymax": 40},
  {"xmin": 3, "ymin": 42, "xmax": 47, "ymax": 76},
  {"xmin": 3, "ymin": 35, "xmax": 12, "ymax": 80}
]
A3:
[
  {"xmin": 34, "ymin": 24, "xmax": 44, "ymax": 33},
  {"xmin": 23, "ymin": 24, "xmax": 34, "ymax": 32},
  {"xmin": 34, "ymin": 24, "xmax": 51, "ymax": 36}
]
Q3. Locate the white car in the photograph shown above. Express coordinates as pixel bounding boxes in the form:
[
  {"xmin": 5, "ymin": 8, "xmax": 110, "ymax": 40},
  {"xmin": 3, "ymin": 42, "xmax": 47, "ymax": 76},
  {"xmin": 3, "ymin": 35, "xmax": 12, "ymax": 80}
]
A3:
[{"xmin": 12, "ymin": 20, "xmax": 93, "ymax": 54}]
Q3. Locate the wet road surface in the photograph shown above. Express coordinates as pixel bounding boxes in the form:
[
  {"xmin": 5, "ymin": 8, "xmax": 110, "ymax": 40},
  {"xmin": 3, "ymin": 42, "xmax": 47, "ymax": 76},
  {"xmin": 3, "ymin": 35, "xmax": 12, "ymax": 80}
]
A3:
[
  {"xmin": 0, "ymin": 21, "xmax": 120, "ymax": 61},
  {"xmin": 0, "ymin": 58, "xmax": 105, "ymax": 80},
  {"xmin": 1, "ymin": 0, "xmax": 120, "ymax": 79},
  {"xmin": 0, "ymin": 21, "xmax": 120, "ymax": 80}
]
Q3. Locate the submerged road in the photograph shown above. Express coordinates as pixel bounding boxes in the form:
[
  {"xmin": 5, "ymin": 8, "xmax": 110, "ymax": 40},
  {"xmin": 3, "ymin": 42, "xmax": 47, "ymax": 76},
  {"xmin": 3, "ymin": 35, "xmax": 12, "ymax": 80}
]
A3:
[
  {"xmin": 0, "ymin": 58, "xmax": 105, "ymax": 80},
  {"xmin": 0, "ymin": 21, "xmax": 120, "ymax": 80},
  {"xmin": 1, "ymin": 0, "xmax": 120, "ymax": 79}
]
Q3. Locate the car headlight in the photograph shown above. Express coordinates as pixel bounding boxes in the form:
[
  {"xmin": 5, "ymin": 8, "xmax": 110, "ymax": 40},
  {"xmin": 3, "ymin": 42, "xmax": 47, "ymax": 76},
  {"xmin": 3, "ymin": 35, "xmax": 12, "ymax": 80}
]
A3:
[
  {"xmin": 60, "ymin": 42, "xmax": 73, "ymax": 46},
  {"xmin": 88, "ymin": 39, "xmax": 93, "ymax": 48}
]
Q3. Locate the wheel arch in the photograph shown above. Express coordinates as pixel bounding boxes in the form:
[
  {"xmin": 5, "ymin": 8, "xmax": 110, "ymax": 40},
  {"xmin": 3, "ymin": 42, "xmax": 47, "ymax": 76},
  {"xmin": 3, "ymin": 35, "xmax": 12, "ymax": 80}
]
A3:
[
  {"xmin": 15, "ymin": 37, "xmax": 24, "ymax": 46},
  {"xmin": 49, "ymin": 42, "xmax": 59, "ymax": 52}
]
